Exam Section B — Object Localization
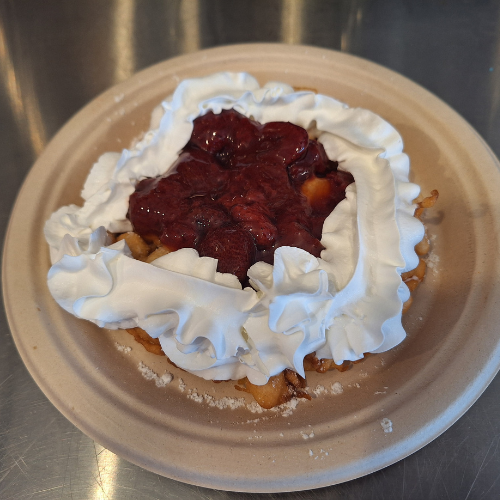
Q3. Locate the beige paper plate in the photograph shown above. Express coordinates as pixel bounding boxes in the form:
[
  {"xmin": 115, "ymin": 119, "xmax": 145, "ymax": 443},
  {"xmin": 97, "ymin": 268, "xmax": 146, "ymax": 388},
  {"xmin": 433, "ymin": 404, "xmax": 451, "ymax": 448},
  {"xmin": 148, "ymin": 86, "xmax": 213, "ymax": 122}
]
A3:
[{"xmin": 3, "ymin": 44, "xmax": 500, "ymax": 492}]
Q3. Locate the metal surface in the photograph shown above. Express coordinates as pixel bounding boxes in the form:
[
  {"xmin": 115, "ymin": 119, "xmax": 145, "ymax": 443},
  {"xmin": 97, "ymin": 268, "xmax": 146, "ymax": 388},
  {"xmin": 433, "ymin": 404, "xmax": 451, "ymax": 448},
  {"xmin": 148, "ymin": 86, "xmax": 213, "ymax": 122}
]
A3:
[{"xmin": 1, "ymin": 1, "xmax": 499, "ymax": 498}]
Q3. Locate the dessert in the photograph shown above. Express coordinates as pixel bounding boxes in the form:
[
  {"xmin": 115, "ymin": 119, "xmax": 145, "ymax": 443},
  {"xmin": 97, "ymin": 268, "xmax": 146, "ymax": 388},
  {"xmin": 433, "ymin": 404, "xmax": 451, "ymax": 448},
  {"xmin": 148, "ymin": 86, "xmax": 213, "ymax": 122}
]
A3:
[{"xmin": 44, "ymin": 72, "xmax": 435, "ymax": 408}]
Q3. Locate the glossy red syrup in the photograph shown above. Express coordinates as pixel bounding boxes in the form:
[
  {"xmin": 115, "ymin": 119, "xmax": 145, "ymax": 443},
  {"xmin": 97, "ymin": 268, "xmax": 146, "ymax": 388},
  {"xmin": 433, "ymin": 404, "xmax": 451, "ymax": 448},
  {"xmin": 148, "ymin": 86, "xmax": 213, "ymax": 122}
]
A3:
[{"xmin": 128, "ymin": 109, "xmax": 354, "ymax": 283}]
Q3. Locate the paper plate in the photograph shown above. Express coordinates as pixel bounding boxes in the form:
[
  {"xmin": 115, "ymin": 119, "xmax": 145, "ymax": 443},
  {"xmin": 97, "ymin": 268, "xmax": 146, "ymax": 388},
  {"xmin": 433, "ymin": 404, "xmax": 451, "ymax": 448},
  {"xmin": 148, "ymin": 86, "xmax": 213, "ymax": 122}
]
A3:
[{"xmin": 3, "ymin": 44, "xmax": 500, "ymax": 492}]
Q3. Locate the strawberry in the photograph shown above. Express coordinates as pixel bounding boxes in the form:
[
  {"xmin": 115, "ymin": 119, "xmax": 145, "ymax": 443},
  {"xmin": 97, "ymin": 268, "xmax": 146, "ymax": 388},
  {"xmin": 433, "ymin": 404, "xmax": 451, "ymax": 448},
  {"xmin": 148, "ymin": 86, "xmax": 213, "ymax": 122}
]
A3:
[
  {"xmin": 189, "ymin": 110, "xmax": 260, "ymax": 160},
  {"xmin": 230, "ymin": 203, "xmax": 277, "ymax": 249},
  {"xmin": 128, "ymin": 176, "xmax": 190, "ymax": 236},
  {"xmin": 174, "ymin": 149, "xmax": 229, "ymax": 196},
  {"xmin": 197, "ymin": 226, "xmax": 256, "ymax": 282},
  {"xmin": 288, "ymin": 140, "xmax": 329, "ymax": 183},
  {"xmin": 160, "ymin": 222, "xmax": 198, "ymax": 251},
  {"xmin": 275, "ymin": 222, "xmax": 324, "ymax": 258},
  {"xmin": 187, "ymin": 201, "xmax": 231, "ymax": 234},
  {"xmin": 256, "ymin": 121, "xmax": 309, "ymax": 165}
]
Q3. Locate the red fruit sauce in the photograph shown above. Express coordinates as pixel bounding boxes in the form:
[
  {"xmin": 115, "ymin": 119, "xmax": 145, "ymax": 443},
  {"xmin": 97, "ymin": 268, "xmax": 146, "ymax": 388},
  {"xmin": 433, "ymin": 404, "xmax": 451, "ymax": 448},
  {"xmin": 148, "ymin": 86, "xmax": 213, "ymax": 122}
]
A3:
[{"xmin": 128, "ymin": 109, "xmax": 354, "ymax": 283}]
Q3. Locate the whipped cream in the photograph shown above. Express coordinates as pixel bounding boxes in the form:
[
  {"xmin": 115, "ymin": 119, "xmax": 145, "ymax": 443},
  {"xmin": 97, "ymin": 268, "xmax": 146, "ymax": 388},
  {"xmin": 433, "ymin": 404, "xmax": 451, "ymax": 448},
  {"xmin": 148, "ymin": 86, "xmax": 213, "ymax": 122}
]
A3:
[{"xmin": 45, "ymin": 72, "xmax": 424, "ymax": 385}]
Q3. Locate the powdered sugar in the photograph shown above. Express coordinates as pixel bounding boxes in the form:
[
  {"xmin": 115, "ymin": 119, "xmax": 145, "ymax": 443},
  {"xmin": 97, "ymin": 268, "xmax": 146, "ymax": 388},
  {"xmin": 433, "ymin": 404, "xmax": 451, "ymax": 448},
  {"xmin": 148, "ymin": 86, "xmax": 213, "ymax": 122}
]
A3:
[
  {"xmin": 307, "ymin": 448, "xmax": 330, "ymax": 460},
  {"xmin": 131, "ymin": 341, "xmax": 379, "ymax": 418},
  {"xmin": 138, "ymin": 362, "xmax": 173, "ymax": 388},
  {"xmin": 187, "ymin": 389, "xmax": 247, "ymax": 410},
  {"xmin": 300, "ymin": 429, "xmax": 315, "ymax": 439},
  {"xmin": 276, "ymin": 398, "xmax": 301, "ymax": 417},
  {"xmin": 426, "ymin": 251, "xmax": 440, "ymax": 271},
  {"xmin": 246, "ymin": 401, "xmax": 266, "ymax": 414},
  {"xmin": 184, "ymin": 387, "xmax": 303, "ymax": 417},
  {"xmin": 425, "ymin": 234, "xmax": 440, "ymax": 271},
  {"xmin": 331, "ymin": 382, "xmax": 344, "ymax": 395},
  {"xmin": 314, "ymin": 382, "xmax": 344, "ymax": 395},
  {"xmin": 312, "ymin": 384, "xmax": 329, "ymax": 396},
  {"xmin": 381, "ymin": 418, "xmax": 393, "ymax": 433},
  {"xmin": 178, "ymin": 378, "xmax": 186, "ymax": 392},
  {"xmin": 115, "ymin": 342, "xmax": 131, "ymax": 353},
  {"xmin": 132, "ymin": 351, "xmax": 306, "ymax": 416}
]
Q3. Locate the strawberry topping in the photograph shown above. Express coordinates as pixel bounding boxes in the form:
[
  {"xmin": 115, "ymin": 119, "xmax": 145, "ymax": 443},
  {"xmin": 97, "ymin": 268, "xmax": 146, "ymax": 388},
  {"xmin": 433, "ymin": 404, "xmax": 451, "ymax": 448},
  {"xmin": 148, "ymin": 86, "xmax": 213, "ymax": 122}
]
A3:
[
  {"xmin": 128, "ymin": 109, "xmax": 354, "ymax": 283},
  {"xmin": 198, "ymin": 226, "xmax": 257, "ymax": 282}
]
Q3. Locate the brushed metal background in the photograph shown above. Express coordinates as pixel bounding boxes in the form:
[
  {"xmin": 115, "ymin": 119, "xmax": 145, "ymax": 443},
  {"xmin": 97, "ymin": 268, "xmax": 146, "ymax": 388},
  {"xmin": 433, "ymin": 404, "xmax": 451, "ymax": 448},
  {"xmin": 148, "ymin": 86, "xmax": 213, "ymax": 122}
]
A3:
[{"xmin": 1, "ymin": 1, "xmax": 500, "ymax": 499}]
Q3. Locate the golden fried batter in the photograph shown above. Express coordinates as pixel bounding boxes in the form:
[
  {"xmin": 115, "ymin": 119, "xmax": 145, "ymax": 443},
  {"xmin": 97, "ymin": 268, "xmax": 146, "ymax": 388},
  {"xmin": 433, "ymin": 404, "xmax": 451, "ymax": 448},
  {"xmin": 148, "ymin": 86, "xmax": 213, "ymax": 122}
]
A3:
[
  {"xmin": 235, "ymin": 369, "xmax": 311, "ymax": 409},
  {"xmin": 126, "ymin": 327, "xmax": 165, "ymax": 356}
]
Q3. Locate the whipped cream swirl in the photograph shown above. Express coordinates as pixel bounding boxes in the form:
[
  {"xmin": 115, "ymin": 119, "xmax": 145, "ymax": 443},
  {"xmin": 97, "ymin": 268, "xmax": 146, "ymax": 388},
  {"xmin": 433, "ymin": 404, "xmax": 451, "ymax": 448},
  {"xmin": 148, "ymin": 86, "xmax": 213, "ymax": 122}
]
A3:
[{"xmin": 45, "ymin": 72, "xmax": 424, "ymax": 385}]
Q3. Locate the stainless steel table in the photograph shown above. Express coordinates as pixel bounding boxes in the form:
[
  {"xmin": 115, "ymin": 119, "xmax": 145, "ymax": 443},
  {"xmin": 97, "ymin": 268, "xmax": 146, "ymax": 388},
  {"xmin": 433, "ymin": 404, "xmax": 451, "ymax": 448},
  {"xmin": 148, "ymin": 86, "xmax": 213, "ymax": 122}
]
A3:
[{"xmin": 1, "ymin": 1, "xmax": 499, "ymax": 498}]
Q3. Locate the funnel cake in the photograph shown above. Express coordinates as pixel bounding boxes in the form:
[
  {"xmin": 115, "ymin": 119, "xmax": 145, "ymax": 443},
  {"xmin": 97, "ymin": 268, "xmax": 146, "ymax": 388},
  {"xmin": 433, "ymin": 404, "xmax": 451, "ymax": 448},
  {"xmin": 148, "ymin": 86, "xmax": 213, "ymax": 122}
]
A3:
[{"xmin": 44, "ymin": 73, "xmax": 436, "ymax": 409}]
